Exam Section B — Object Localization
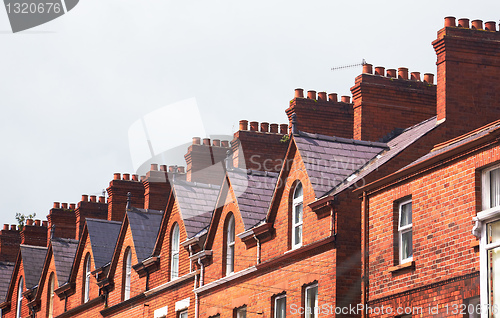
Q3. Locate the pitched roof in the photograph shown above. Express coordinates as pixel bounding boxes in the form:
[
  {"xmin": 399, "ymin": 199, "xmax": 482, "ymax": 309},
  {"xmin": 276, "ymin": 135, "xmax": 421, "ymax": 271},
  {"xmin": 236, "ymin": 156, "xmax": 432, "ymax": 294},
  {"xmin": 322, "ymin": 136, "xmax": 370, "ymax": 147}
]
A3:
[
  {"xmin": 126, "ymin": 208, "xmax": 163, "ymax": 262},
  {"xmin": 51, "ymin": 238, "xmax": 79, "ymax": 286},
  {"xmin": 0, "ymin": 262, "xmax": 14, "ymax": 302},
  {"xmin": 227, "ymin": 168, "xmax": 279, "ymax": 230},
  {"xmin": 330, "ymin": 116, "xmax": 440, "ymax": 196},
  {"xmin": 86, "ymin": 219, "xmax": 122, "ymax": 269},
  {"xmin": 20, "ymin": 245, "xmax": 47, "ymax": 289},
  {"xmin": 294, "ymin": 131, "xmax": 388, "ymax": 197},
  {"xmin": 173, "ymin": 180, "xmax": 221, "ymax": 238}
]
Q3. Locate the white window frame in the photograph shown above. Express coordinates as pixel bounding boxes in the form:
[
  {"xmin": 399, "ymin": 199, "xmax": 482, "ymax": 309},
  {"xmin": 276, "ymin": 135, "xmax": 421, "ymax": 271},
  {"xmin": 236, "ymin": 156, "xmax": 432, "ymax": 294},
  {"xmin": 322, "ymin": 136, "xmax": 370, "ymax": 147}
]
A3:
[
  {"xmin": 274, "ymin": 294, "xmax": 286, "ymax": 318},
  {"xmin": 48, "ymin": 273, "xmax": 55, "ymax": 318},
  {"xmin": 304, "ymin": 284, "xmax": 318, "ymax": 318},
  {"xmin": 171, "ymin": 223, "xmax": 180, "ymax": 280},
  {"xmin": 124, "ymin": 249, "xmax": 132, "ymax": 300},
  {"xmin": 178, "ymin": 310, "xmax": 188, "ymax": 318},
  {"xmin": 398, "ymin": 199, "xmax": 413, "ymax": 264},
  {"xmin": 292, "ymin": 182, "xmax": 303, "ymax": 249},
  {"xmin": 473, "ymin": 164, "xmax": 500, "ymax": 318},
  {"xmin": 226, "ymin": 215, "xmax": 235, "ymax": 275},
  {"xmin": 84, "ymin": 254, "xmax": 91, "ymax": 303},
  {"xmin": 235, "ymin": 306, "xmax": 246, "ymax": 318},
  {"xmin": 16, "ymin": 276, "xmax": 23, "ymax": 318}
]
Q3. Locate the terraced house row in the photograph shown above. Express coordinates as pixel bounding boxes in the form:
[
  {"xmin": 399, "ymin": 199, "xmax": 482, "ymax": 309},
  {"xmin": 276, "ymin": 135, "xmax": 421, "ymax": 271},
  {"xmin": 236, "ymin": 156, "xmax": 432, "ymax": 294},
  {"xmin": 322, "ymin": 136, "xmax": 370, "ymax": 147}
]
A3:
[{"xmin": 1, "ymin": 16, "xmax": 500, "ymax": 317}]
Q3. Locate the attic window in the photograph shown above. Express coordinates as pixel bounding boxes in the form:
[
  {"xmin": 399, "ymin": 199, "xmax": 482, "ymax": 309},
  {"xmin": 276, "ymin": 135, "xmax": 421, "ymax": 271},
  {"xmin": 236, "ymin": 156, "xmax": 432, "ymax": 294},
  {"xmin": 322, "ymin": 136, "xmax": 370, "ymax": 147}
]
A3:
[{"xmin": 292, "ymin": 182, "xmax": 303, "ymax": 249}]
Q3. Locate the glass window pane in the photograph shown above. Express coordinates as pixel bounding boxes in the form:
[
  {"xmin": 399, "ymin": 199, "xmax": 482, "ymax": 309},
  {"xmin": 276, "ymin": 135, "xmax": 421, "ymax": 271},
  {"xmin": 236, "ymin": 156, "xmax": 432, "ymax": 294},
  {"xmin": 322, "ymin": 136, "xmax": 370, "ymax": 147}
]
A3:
[
  {"xmin": 294, "ymin": 183, "xmax": 303, "ymax": 199},
  {"xmin": 489, "ymin": 245, "xmax": 500, "ymax": 317},
  {"xmin": 236, "ymin": 307, "xmax": 246, "ymax": 318},
  {"xmin": 275, "ymin": 296, "xmax": 286, "ymax": 318},
  {"xmin": 489, "ymin": 220, "xmax": 500, "ymax": 244},
  {"xmin": 172, "ymin": 254, "xmax": 179, "ymax": 279},
  {"xmin": 179, "ymin": 311, "xmax": 188, "ymax": 318},
  {"xmin": 491, "ymin": 169, "xmax": 500, "ymax": 208},
  {"xmin": 401, "ymin": 231, "xmax": 413, "ymax": 260},
  {"xmin": 305, "ymin": 285, "xmax": 318, "ymax": 318},
  {"xmin": 294, "ymin": 204, "xmax": 303, "ymax": 224},
  {"xmin": 227, "ymin": 245, "xmax": 234, "ymax": 273},
  {"xmin": 294, "ymin": 225, "xmax": 302, "ymax": 246},
  {"xmin": 399, "ymin": 202, "xmax": 412, "ymax": 227}
]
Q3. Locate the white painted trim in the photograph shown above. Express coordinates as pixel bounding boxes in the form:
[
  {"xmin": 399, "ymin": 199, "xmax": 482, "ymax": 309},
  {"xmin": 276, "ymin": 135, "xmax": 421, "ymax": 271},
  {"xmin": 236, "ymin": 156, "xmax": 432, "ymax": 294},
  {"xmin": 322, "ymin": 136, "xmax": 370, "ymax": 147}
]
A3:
[{"xmin": 175, "ymin": 297, "xmax": 190, "ymax": 311}]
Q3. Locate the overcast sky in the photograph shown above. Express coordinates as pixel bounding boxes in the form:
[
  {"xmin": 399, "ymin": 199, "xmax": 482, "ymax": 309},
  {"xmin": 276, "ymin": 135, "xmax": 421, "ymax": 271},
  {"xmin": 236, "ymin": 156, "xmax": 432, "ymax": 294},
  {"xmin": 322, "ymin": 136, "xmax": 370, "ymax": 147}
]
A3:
[{"xmin": 0, "ymin": 0, "xmax": 498, "ymax": 226}]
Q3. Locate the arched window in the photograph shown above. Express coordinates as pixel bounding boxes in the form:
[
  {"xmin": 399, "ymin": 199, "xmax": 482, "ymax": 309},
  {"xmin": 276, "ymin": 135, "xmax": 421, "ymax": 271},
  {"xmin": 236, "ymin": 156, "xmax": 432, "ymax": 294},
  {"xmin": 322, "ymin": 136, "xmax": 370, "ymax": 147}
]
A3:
[
  {"xmin": 47, "ymin": 273, "xmax": 55, "ymax": 318},
  {"xmin": 124, "ymin": 248, "xmax": 132, "ymax": 300},
  {"xmin": 225, "ymin": 214, "xmax": 235, "ymax": 275},
  {"xmin": 171, "ymin": 223, "xmax": 180, "ymax": 280},
  {"xmin": 83, "ymin": 254, "xmax": 91, "ymax": 303},
  {"xmin": 292, "ymin": 182, "xmax": 303, "ymax": 249},
  {"xmin": 16, "ymin": 276, "xmax": 23, "ymax": 318}
]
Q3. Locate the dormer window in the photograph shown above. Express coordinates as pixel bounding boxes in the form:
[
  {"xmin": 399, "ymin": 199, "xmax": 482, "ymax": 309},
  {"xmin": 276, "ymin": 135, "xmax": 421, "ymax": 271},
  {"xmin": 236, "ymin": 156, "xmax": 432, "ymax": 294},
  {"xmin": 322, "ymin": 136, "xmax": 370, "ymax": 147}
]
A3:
[
  {"xmin": 83, "ymin": 253, "xmax": 91, "ymax": 303},
  {"xmin": 124, "ymin": 248, "xmax": 132, "ymax": 300},
  {"xmin": 292, "ymin": 182, "xmax": 303, "ymax": 249},
  {"xmin": 171, "ymin": 223, "xmax": 180, "ymax": 280},
  {"xmin": 16, "ymin": 276, "xmax": 23, "ymax": 318},
  {"xmin": 225, "ymin": 214, "xmax": 235, "ymax": 275}
]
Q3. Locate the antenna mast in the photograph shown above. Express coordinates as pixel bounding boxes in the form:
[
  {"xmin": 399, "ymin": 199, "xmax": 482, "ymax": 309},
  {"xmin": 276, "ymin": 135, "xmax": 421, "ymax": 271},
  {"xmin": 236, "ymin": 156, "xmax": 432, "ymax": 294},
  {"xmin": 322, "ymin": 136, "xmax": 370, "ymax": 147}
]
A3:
[{"xmin": 331, "ymin": 59, "xmax": 366, "ymax": 71}]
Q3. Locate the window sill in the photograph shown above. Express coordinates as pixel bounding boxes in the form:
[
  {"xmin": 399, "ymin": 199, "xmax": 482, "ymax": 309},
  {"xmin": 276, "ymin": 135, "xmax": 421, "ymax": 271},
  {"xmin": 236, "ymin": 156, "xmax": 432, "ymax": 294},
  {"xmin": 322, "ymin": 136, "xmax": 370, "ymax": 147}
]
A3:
[{"xmin": 388, "ymin": 261, "xmax": 415, "ymax": 273}]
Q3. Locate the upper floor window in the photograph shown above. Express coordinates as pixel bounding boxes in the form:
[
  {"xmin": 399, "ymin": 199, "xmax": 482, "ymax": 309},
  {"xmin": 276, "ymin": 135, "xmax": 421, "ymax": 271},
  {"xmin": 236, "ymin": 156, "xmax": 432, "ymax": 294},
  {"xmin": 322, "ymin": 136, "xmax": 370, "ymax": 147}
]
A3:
[
  {"xmin": 398, "ymin": 199, "xmax": 413, "ymax": 263},
  {"xmin": 16, "ymin": 276, "xmax": 23, "ymax": 318},
  {"xmin": 124, "ymin": 248, "xmax": 132, "ymax": 300},
  {"xmin": 235, "ymin": 306, "xmax": 246, "ymax": 318},
  {"xmin": 484, "ymin": 165, "xmax": 500, "ymax": 210},
  {"xmin": 83, "ymin": 253, "xmax": 91, "ymax": 303},
  {"xmin": 171, "ymin": 223, "xmax": 180, "ymax": 280},
  {"xmin": 225, "ymin": 214, "xmax": 235, "ymax": 275},
  {"xmin": 47, "ymin": 273, "xmax": 55, "ymax": 318},
  {"xmin": 178, "ymin": 310, "xmax": 188, "ymax": 318},
  {"xmin": 274, "ymin": 294, "xmax": 286, "ymax": 318},
  {"xmin": 292, "ymin": 182, "xmax": 303, "ymax": 249},
  {"xmin": 304, "ymin": 284, "xmax": 318, "ymax": 318}
]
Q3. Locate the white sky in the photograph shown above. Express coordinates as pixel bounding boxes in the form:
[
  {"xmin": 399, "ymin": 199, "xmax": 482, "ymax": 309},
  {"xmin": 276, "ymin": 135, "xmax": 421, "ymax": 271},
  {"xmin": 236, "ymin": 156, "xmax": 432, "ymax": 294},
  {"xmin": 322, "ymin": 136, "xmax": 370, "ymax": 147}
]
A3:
[{"xmin": 0, "ymin": 0, "xmax": 499, "ymax": 225}]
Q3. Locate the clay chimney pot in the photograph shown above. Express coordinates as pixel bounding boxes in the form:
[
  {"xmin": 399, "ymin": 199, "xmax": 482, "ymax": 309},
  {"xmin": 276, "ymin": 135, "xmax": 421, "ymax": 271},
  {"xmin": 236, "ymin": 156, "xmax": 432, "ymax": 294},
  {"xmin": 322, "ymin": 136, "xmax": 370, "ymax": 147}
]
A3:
[
  {"xmin": 250, "ymin": 121, "xmax": 259, "ymax": 131},
  {"xmin": 26, "ymin": 219, "xmax": 33, "ymax": 226},
  {"xmin": 213, "ymin": 139, "xmax": 221, "ymax": 147},
  {"xmin": 307, "ymin": 90, "xmax": 317, "ymax": 100},
  {"xmin": 386, "ymin": 69, "xmax": 396, "ymax": 78},
  {"xmin": 363, "ymin": 64, "xmax": 373, "ymax": 74},
  {"xmin": 280, "ymin": 124, "xmax": 288, "ymax": 134},
  {"xmin": 318, "ymin": 92, "xmax": 327, "ymax": 101},
  {"xmin": 151, "ymin": 164, "xmax": 158, "ymax": 171},
  {"xmin": 123, "ymin": 173, "xmax": 130, "ymax": 181},
  {"xmin": 239, "ymin": 120, "xmax": 248, "ymax": 131},
  {"xmin": 374, "ymin": 66, "xmax": 385, "ymax": 76},
  {"xmin": 424, "ymin": 73, "xmax": 434, "ymax": 84},
  {"xmin": 485, "ymin": 21, "xmax": 496, "ymax": 31},
  {"xmin": 53, "ymin": 202, "xmax": 60, "ymax": 209},
  {"xmin": 398, "ymin": 67, "xmax": 409, "ymax": 80},
  {"xmin": 270, "ymin": 124, "xmax": 279, "ymax": 133},
  {"xmin": 341, "ymin": 96, "xmax": 351, "ymax": 103},
  {"xmin": 444, "ymin": 16, "xmax": 456, "ymax": 27},
  {"xmin": 471, "ymin": 20, "xmax": 483, "ymax": 30},
  {"xmin": 260, "ymin": 122, "xmax": 269, "ymax": 132},
  {"xmin": 458, "ymin": 18, "xmax": 470, "ymax": 28},
  {"xmin": 411, "ymin": 72, "xmax": 421, "ymax": 81},
  {"xmin": 114, "ymin": 173, "xmax": 121, "ymax": 180},
  {"xmin": 294, "ymin": 88, "xmax": 304, "ymax": 98},
  {"xmin": 192, "ymin": 137, "xmax": 201, "ymax": 145}
]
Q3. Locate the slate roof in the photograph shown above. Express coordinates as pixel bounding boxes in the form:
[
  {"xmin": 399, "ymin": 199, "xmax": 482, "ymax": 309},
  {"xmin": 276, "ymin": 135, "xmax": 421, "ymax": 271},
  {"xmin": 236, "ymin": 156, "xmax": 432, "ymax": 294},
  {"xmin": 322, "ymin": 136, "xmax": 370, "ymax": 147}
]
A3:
[
  {"xmin": 330, "ymin": 116, "xmax": 440, "ymax": 196},
  {"xmin": 51, "ymin": 238, "xmax": 79, "ymax": 286},
  {"xmin": 0, "ymin": 262, "xmax": 14, "ymax": 302},
  {"xmin": 20, "ymin": 245, "xmax": 47, "ymax": 289},
  {"xmin": 173, "ymin": 180, "xmax": 221, "ymax": 238},
  {"xmin": 86, "ymin": 219, "xmax": 122, "ymax": 269},
  {"xmin": 126, "ymin": 207, "xmax": 163, "ymax": 262},
  {"xmin": 294, "ymin": 132, "xmax": 388, "ymax": 197},
  {"xmin": 227, "ymin": 168, "xmax": 279, "ymax": 230}
]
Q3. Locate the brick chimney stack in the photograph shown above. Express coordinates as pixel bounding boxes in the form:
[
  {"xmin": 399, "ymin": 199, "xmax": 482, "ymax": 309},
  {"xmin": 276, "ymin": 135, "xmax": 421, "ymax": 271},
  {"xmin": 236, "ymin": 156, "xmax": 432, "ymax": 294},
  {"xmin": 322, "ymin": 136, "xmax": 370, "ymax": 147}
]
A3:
[
  {"xmin": 143, "ymin": 165, "xmax": 172, "ymax": 211},
  {"xmin": 0, "ymin": 224, "xmax": 21, "ymax": 262},
  {"xmin": 184, "ymin": 137, "xmax": 230, "ymax": 184},
  {"xmin": 350, "ymin": 64, "xmax": 436, "ymax": 142},
  {"xmin": 433, "ymin": 17, "xmax": 500, "ymax": 139},
  {"xmin": 46, "ymin": 202, "xmax": 77, "ymax": 242},
  {"xmin": 107, "ymin": 173, "xmax": 145, "ymax": 222},
  {"xmin": 75, "ymin": 195, "xmax": 108, "ymax": 239},
  {"xmin": 21, "ymin": 219, "xmax": 48, "ymax": 247}
]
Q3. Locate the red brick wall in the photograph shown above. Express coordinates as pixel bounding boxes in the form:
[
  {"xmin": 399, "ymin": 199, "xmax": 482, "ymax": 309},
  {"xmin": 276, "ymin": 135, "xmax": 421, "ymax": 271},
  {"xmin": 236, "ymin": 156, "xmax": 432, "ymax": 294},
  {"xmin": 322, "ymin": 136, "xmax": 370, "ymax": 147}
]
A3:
[
  {"xmin": 107, "ymin": 175, "xmax": 145, "ymax": 222},
  {"xmin": 0, "ymin": 226, "xmax": 20, "ymax": 263}
]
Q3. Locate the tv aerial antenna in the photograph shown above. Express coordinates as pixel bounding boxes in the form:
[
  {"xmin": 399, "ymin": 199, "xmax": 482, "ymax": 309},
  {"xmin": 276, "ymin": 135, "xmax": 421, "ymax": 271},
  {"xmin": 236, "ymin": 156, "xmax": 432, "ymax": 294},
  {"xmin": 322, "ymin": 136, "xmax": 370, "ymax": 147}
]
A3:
[{"xmin": 331, "ymin": 59, "xmax": 367, "ymax": 71}]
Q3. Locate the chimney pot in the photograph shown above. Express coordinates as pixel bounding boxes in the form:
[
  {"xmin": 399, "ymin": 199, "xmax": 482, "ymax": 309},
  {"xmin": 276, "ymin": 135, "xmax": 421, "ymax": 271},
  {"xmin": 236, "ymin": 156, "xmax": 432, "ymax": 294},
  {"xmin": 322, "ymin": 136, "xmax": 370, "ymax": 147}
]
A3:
[
  {"xmin": 3, "ymin": 224, "xmax": 8, "ymax": 230},
  {"xmin": 341, "ymin": 96, "xmax": 351, "ymax": 103},
  {"xmin": 140, "ymin": 175, "xmax": 146, "ymax": 182},
  {"xmin": 318, "ymin": 92, "xmax": 327, "ymax": 101},
  {"xmin": 61, "ymin": 203, "xmax": 68, "ymax": 209},
  {"xmin": 114, "ymin": 173, "xmax": 121, "ymax": 180},
  {"xmin": 69, "ymin": 203, "xmax": 76, "ymax": 210},
  {"xmin": 444, "ymin": 16, "xmax": 456, "ymax": 27},
  {"xmin": 90, "ymin": 195, "xmax": 96, "ymax": 202},
  {"xmin": 424, "ymin": 73, "xmax": 434, "ymax": 84},
  {"xmin": 213, "ymin": 139, "xmax": 221, "ymax": 147},
  {"xmin": 99, "ymin": 196, "xmax": 105, "ymax": 203},
  {"xmin": 386, "ymin": 69, "xmax": 397, "ymax": 78},
  {"xmin": 151, "ymin": 164, "xmax": 158, "ymax": 171},
  {"xmin": 34, "ymin": 220, "xmax": 41, "ymax": 226},
  {"xmin": 328, "ymin": 93, "xmax": 338, "ymax": 102},
  {"xmin": 177, "ymin": 166, "xmax": 185, "ymax": 173},
  {"xmin": 410, "ymin": 72, "xmax": 421, "ymax": 81},
  {"xmin": 363, "ymin": 64, "xmax": 373, "ymax": 74},
  {"xmin": 472, "ymin": 19, "xmax": 483, "ymax": 30},
  {"xmin": 307, "ymin": 90, "xmax": 317, "ymax": 100},
  {"xmin": 270, "ymin": 124, "xmax": 279, "ymax": 133},
  {"xmin": 221, "ymin": 140, "xmax": 229, "ymax": 147},
  {"xmin": 203, "ymin": 138, "xmax": 210, "ymax": 146},
  {"xmin": 398, "ymin": 67, "xmax": 409, "ymax": 80},
  {"xmin": 53, "ymin": 202, "xmax": 60, "ymax": 209},
  {"xmin": 250, "ymin": 121, "xmax": 259, "ymax": 131},
  {"xmin": 132, "ymin": 174, "xmax": 138, "ymax": 181},
  {"xmin": 42, "ymin": 221, "xmax": 48, "ymax": 227},
  {"xmin": 458, "ymin": 18, "xmax": 470, "ymax": 28},
  {"xmin": 192, "ymin": 137, "xmax": 201, "ymax": 145},
  {"xmin": 260, "ymin": 122, "xmax": 269, "ymax": 132},
  {"xmin": 485, "ymin": 21, "xmax": 497, "ymax": 31},
  {"xmin": 26, "ymin": 219, "xmax": 33, "ymax": 226},
  {"xmin": 374, "ymin": 66, "xmax": 385, "ymax": 76},
  {"xmin": 123, "ymin": 173, "xmax": 130, "ymax": 181},
  {"xmin": 11, "ymin": 225, "xmax": 17, "ymax": 231},
  {"xmin": 279, "ymin": 124, "xmax": 288, "ymax": 134},
  {"xmin": 81, "ymin": 195, "xmax": 89, "ymax": 202},
  {"xmin": 160, "ymin": 165, "xmax": 167, "ymax": 171},
  {"xmin": 294, "ymin": 88, "xmax": 304, "ymax": 98},
  {"xmin": 239, "ymin": 120, "xmax": 248, "ymax": 131},
  {"xmin": 169, "ymin": 165, "xmax": 175, "ymax": 172}
]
